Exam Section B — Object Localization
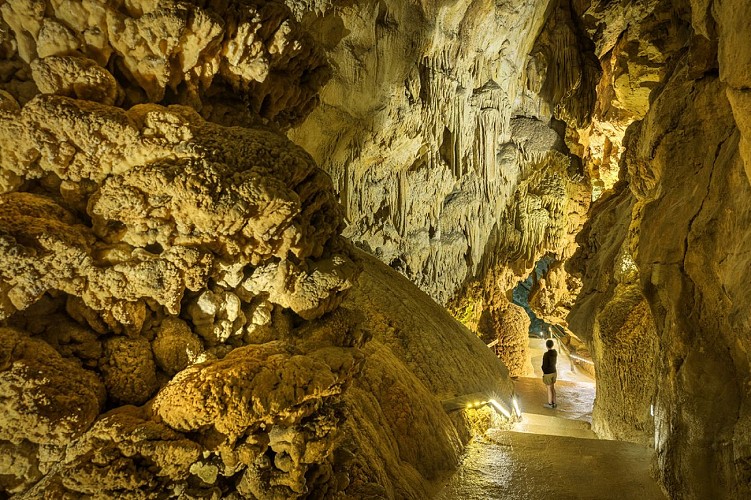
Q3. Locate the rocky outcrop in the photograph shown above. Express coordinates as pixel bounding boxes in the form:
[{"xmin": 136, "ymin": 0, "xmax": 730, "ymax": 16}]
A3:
[
  {"xmin": 0, "ymin": 18, "xmax": 359, "ymax": 493},
  {"xmin": 0, "ymin": 0, "xmax": 329, "ymax": 127},
  {"xmin": 528, "ymin": 260, "xmax": 582, "ymax": 327},
  {"xmin": 571, "ymin": 0, "xmax": 691, "ymax": 199},
  {"xmin": 449, "ymin": 268, "xmax": 532, "ymax": 378},
  {"xmin": 341, "ymin": 252, "xmax": 513, "ymax": 498},
  {"xmin": 0, "ymin": 97, "xmax": 352, "ymax": 326}
]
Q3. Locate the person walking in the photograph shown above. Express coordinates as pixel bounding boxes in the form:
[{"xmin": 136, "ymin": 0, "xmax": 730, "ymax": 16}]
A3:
[{"xmin": 542, "ymin": 339, "xmax": 558, "ymax": 409}]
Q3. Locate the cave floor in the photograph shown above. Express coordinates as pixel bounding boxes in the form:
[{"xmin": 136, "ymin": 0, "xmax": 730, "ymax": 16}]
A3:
[
  {"xmin": 435, "ymin": 338, "xmax": 665, "ymax": 499},
  {"xmin": 516, "ymin": 337, "xmax": 596, "ymax": 423},
  {"xmin": 435, "ymin": 429, "xmax": 665, "ymax": 499}
]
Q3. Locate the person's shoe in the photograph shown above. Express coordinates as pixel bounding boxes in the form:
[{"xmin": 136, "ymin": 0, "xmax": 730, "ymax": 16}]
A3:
[
  {"xmin": 552, "ymin": 403, "xmax": 557, "ymax": 408},
  {"xmin": 543, "ymin": 403, "xmax": 555, "ymax": 409}
]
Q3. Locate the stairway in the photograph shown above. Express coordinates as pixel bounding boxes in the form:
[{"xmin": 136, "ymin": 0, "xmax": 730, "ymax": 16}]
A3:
[
  {"xmin": 435, "ymin": 338, "xmax": 666, "ymax": 499},
  {"xmin": 435, "ymin": 427, "xmax": 665, "ymax": 499},
  {"xmin": 512, "ymin": 411, "xmax": 596, "ymax": 439}
]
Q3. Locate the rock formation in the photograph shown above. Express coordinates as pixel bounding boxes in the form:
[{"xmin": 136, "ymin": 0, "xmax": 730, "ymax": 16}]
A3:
[
  {"xmin": 287, "ymin": 0, "xmax": 595, "ymax": 377},
  {"xmin": 567, "ymin": 0, "xmax": 751, "ymax": 498},
  {"xmin": 341, "ymin": 251, "xmax": 512, "ymax": 498},
  {"xmin": 0, "ymin": 1, "xmax": 513, "ymax": 497},
  {"xmin": 528, "ymin": 260, "xmax": 582, "ymax": 327},
  {"xmin": 289, "ymin": 0, "xmax": 590, "ymax": 304},
  {"xmin": 448, "ymin": 266, "xmax": 532, "ymax": 378},
  {"xmin": 3, "ymin": 0, "xmax": 751, "ymax": 498}
]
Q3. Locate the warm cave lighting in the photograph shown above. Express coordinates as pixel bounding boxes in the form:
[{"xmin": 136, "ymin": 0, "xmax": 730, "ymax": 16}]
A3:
[
  {"xmin": 650, "ymin": 404, "xmax": 654, "ymax": 417},
  {"xmin": 512, "ymin": 397, "xmax": 522, "ymax": 417},
  {"xmin": 489, "ymin": 399, "xmax": 512, "ymax": 419}
]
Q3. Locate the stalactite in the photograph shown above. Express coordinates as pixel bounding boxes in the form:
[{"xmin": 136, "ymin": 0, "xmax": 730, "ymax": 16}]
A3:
[
  {"xmin": 289, "ymin": 0, "xmax": 581, "ymax": 305},
  {"xmin": 531, "ymin": 0, "xmax": 601, "ymax": 128}
]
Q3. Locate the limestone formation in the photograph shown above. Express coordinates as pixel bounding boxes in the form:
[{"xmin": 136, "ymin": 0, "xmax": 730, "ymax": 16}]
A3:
[
  {"xmin": 530, "ymin": 0, "xmax": 600, "ymax": 129},
  {"xmin": 151, "ymin": 317, "xmax": 204, "ymax": 375},
  {"xmin": 571, "ymin": 0, "xmax": 691, "ymax": 199},
  {"xmin": 0, "ymin": 1, "xmax": 515, "ymax": 497},
  {"xmin": 528, "ymin": 260, "xmax": 582, "ymax": 327},
  {"xmin": 0, "ymin": 0, "xmax": 329, "ymax": 126},
  {"xmin": 5, "ymin": 0, "xmax": 750, "ymax": 497},
  {"xmin": 341, "ymin": 252, "xmax": 513, "ymax": 498},
  {"xmin": 449, "ymin": 277, "xmax": 531, "ymax": 378},
  {"xmin": 0, "ymin": 97, "xmax": 351, "ymax": 328},
  {"xmin": 290, "ymin": 0, "xmax": 588, "ymax": 308},
  {"xmin": 479, "ymin": 300, "xmax": 531, "ymax": 379},
  {"xmin": 567, "ymin": 0, "xmax": 751, "ymax": 497},
  {"xmin": 0, "ymin": 326, "xmax": 105, "ymax": 447}
]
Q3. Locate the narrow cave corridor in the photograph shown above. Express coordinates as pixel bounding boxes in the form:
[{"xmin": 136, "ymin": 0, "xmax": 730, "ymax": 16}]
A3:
[{"xmin": 1, "ymin": 0, "xmax": 751, "ymax": 499}]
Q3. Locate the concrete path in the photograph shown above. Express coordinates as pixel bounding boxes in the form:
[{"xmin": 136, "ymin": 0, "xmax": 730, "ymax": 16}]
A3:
[
  {"xmin": 436, "ymin": 429, "xmax": 666, "ymax": 499},
  {"xmin": 435, "ymin": 338, "xmax": 666, "ymax": 499},
  {"xmin": 514, "ymin": 337, "xmax": 596, "ymax": 423}
]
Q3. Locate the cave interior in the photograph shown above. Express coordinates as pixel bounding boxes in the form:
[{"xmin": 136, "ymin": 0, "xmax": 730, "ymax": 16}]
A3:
[{"xmin": 0, "ymin": 0, "xmax": 750, "ymax": 498}]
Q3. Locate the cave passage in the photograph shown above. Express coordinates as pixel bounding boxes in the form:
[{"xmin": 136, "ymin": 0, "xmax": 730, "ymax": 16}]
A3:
[
  {"xmin": 435, "ymin": 338, "xmax": 657, "ymax": 498},
  {"xmin": 2, "ymin": 0, "xmax": 750, "ymax": 498},
  {"xmin": 511, "ymin": 255, "xmax": 555, "ymax": 338}
]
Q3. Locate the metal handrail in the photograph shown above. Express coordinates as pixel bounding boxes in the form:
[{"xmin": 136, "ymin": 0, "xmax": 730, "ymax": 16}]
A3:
[
  {"xmin": 549, "ymin": 324, "xmax": 595, "ymax": 371},
  {"xmin": 548, "ymin": 325, "xmax": 577, "ymax": 372}
]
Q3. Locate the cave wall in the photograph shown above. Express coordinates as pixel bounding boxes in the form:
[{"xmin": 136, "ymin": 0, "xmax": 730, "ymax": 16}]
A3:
[{"xmin": 569, "ymin": 0, "xmax": 751, "ymax": 497}]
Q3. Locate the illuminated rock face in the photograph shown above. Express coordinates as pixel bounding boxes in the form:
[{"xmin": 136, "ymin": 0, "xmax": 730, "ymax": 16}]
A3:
[
  {"xmin": 286, "ymin": 0, "xmax": 596, "ymax": 379},
  {"xmin": 0, "ymin": 1, "xmax": 513, "ymax": 497},
  {"xmin": 289, "ymin": 0, "xmax": 591, "ymax": 306},
  {"xmin": 341, "ymin": 252, "xmax": 513, "ymax": 498},
  {"xmin": 568, "ymin": 0, "xmax": 751, "ymax": 498},
  {"xmin": 0, "ymin": 0, "xmax": 329, "ymax": 126},
  {"xmin": 448, "ymin": 265, "xmax": 532, "ymax": 378}
]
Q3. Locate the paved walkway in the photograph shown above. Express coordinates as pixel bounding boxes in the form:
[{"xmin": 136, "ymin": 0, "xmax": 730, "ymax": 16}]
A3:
[
  {"xmin": 436, "ymin": 338, "xmax": 666, "ymax": 499},
  {"xmin": 436, "ymin": 429, "xmax": 665, "ymax": 499}
]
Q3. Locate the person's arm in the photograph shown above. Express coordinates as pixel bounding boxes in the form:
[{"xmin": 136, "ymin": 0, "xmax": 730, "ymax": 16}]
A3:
[{"xmin": 542, "ymin": 351, "xmax": 549, "ymax": 373}]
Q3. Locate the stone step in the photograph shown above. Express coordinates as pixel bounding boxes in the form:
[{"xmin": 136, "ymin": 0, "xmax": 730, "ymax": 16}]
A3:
[
  {"xmin": 518, "ymin": 411, "xmax": 592, "ymax": 429},
  {"xmin": 512, "ymin": 412, "xmax": 597, "ymax": 439},
  {"xmin": 437, "ymin": 429, "xmax": 665, "ymax": 499}
]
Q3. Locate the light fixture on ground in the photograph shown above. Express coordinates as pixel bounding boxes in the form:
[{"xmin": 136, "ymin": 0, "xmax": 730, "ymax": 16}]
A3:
[
  {"xmin": 512, "ymin": 396, "xmax": 522, "ymax": 417},
  {"xmin": 489, "ymin": 399, "xmax": 512, "ymax": 419}
]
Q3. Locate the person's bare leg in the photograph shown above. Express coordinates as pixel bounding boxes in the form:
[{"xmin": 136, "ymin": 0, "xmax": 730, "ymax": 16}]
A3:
[{"xmin": 551, "ymin": 383, "xmax": 556, "ymax": 405}]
